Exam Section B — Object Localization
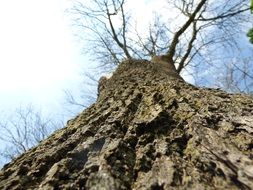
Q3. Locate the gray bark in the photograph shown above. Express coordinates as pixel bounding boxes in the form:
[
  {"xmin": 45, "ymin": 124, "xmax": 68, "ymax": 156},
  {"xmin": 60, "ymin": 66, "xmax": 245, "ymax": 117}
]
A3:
[{"xmin": 1, "ymin": 59, "xmax": 253, "ymax": 190}]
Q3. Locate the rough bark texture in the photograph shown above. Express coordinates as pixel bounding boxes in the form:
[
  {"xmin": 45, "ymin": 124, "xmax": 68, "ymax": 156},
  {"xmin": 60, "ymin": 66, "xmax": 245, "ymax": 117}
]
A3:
[{"xmin": 1, "ymin": 59, "xmax": 253, "ymax": 190}]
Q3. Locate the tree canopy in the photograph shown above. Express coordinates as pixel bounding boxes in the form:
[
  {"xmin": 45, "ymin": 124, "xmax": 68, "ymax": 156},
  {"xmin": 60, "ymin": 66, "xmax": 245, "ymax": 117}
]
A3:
[{"xmin": 70, "ymin": 0, "xmax": 253, "ymax": 93}]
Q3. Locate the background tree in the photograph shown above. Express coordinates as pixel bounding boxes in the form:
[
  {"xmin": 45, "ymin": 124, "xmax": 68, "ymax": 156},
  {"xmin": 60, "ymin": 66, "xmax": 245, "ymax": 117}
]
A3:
[{"xmin": 0, "ymin": 105, "xmax": 62, "ymax": 165}]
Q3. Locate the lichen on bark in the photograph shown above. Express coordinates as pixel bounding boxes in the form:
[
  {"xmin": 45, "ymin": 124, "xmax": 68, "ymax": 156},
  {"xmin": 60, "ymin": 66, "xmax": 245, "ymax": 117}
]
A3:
[{"xmin": 1, "ymin": 59, "xmax": 253, "ymax": 190}]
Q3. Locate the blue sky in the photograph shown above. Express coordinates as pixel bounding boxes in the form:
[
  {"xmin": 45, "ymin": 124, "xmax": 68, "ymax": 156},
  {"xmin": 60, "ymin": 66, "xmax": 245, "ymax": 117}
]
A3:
[{"xmin": 0, "ymin": 0, "xmax": 89, "ymax": 119}]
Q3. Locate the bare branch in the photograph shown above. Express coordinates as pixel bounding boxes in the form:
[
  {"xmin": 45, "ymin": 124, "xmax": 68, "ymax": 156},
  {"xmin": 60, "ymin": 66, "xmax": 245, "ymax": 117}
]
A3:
[
  {"xmin": 177, "ymin": 21, "xmax": 198, "ymax": 73},
  {"xmin": 106, "ymin": 1, "xmax": 131, "ymax": 58},
  {"xmin": 0, "ymin": 105, "xmax": 61, "ymax": 160},
  {"xmin": 166, "ymin": 0, "xmax": 207, "ymax": 62}
]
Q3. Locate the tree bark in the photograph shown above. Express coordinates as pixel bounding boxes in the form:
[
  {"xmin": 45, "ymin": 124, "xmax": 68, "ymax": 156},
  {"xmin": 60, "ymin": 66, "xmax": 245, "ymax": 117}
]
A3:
[{"xmin": 1, "ymin": 59, "xmax": 253, "ymax": 190}]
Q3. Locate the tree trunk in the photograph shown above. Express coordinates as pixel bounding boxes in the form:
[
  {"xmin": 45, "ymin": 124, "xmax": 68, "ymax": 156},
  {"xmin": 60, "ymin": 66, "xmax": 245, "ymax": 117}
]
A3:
[{"xmin": 1, "ymin": 59, "xmax": 253, "ymax": 190}]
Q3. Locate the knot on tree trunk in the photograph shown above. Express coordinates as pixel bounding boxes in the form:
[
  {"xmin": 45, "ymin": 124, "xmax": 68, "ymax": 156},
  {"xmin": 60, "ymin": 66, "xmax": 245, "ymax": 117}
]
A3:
[{"xmin": 151, "ymin": 55, "xmax": 183, "ymax": 80}]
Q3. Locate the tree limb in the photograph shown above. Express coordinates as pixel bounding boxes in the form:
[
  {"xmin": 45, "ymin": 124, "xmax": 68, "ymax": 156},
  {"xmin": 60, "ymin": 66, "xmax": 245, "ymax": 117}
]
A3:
[{"xmin": 166, "ymin": 0, "xmax": 207, "ymax": 62}]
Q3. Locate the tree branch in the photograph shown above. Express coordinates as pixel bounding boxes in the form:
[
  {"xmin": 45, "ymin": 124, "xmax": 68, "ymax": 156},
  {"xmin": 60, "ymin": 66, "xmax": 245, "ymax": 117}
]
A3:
[
  {"xmin": 166, "ymin": 0, "xmax": 207, "ymax": 62},
  {"xmin": 106, "ymin": 1, "xmax": 131, "ymax": 59},
  {"xmin": 177, "ymin": 21, "xmax": 198, "ymax": 73}
]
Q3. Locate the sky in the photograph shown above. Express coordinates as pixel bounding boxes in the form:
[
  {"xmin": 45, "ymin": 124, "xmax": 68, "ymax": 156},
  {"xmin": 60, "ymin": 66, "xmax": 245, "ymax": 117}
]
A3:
[{"xmin": 0, "ymin": 0, "xmax": 88, "ymax": 119}]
